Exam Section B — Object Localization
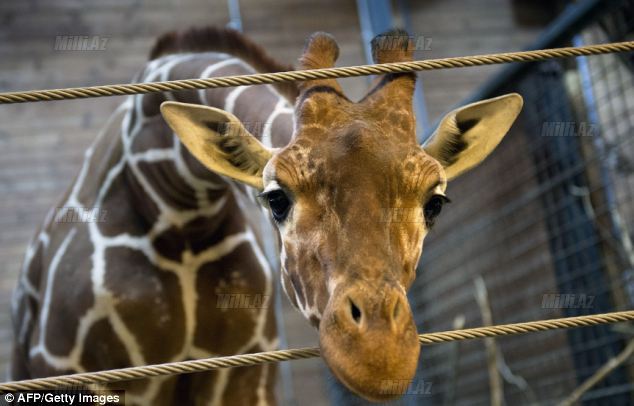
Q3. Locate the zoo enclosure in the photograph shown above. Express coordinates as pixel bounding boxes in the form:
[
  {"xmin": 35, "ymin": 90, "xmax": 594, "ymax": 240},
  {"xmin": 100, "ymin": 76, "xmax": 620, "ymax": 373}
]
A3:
[
  {"xmin": 0, "ymin": 1, "xmax": 628, "ymax": 404},
  {"xmin": 412, "ymin": 0, "xmax": 634, "ymax": 404}
]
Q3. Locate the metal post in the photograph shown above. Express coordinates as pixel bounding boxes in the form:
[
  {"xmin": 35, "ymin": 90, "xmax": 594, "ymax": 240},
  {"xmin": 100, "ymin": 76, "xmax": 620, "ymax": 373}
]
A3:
[{"xmin": 226, "ymin": 0, "xmax": 243, "ymax": 32}]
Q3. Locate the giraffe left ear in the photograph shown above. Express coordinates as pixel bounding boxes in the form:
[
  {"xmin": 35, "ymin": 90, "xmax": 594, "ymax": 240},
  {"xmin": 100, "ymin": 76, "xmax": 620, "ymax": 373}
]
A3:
[
  {"xmin": 160, "ymin": 101, "xmax": 273, "ymax": 189},
  {"xmin": 423, "ymin": 93, "xmax": 523, "ymax": 180}
]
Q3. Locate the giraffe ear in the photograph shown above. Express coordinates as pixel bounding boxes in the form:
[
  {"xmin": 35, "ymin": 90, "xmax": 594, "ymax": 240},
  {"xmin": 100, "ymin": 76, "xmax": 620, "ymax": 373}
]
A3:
[
  {"xmin": 160, "ymin": 101, "xmax": 273, "ymax": 189},
  {"xmin": 423, "ymin": 93, "xmax": 523, "ymax": 180}
]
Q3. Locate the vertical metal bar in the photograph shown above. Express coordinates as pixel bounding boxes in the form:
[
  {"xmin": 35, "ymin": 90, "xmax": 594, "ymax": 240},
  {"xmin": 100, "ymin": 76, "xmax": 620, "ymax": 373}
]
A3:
[
  {"xmin": 226, "ymin": 0, "xmax": 243, "ymax": 32},
  {"xmin": 355, "ymin": 0, "xmax": 390, "ymax": 65},
  {"xmin": 225, "ymin": 1, "xmax": 296, "ymax": 402},
  {"xmin": 572, "ymin": 34, "xmax": 613, "ymax": 212},
  {"xmin": 573, "ymin": 33, "xmax": 632, "ymax": 309},
  {"xmin": 397, "ymin": 0, "xmax": 431, "ymax": 141}
]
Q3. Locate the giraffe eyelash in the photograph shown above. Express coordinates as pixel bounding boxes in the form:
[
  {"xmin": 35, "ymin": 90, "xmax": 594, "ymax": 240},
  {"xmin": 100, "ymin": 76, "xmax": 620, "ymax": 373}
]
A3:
[{"xmin": 257, "ymin": 189, "xmax": 281, "ymax": 204}]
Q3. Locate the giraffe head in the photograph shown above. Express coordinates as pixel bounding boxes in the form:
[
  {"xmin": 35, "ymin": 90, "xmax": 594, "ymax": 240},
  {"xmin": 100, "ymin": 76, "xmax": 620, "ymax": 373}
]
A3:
[{"xmin": 161, "ymin": 30, "xmax": 522, "ymax": 401}]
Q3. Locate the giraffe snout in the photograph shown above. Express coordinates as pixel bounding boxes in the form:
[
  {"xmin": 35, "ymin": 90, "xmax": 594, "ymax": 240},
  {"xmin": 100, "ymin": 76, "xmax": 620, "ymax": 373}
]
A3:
[{"xmin": 318, "ymin": 283, "xmax": 420, "ymax": 401}]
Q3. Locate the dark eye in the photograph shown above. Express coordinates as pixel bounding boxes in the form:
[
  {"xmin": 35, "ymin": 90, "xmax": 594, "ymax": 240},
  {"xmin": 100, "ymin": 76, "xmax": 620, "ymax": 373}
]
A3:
[
  {"xmin": 424, "ymin": 195, "xmax": 450, "ymax": 226},
  {"xmin": 266, "ymin": 190, "xmax": 291, "ymax": 222}
]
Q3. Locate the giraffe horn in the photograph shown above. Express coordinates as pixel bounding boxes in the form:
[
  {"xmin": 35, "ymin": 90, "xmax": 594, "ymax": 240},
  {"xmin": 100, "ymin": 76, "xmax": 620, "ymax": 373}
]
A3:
[
  {"xmin": 363, "ymin": 29, "xmax": 416, "ymax": 107},
  {"xmin": 371, "ymin": 28, "xmax": 415, "ymax": 64},
  {"xmin": 297, "ymin": 32, "xmax": 344, "ymax": 95}
]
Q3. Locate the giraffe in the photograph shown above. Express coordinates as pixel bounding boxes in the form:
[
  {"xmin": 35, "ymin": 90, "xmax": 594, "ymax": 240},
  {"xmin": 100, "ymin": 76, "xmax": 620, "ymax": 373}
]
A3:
[
  {"xmin": 10, "ymin": 28, "xmax": 297, "ymax": 405},
  {"xmin": 10, "ymin": 27, "xmax": 523, "ymax": 403}
]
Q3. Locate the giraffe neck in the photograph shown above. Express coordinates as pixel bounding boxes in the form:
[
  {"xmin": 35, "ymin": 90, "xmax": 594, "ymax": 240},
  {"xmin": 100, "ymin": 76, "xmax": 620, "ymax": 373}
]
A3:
[
  {"xmin": 123, "ymin": 53, "xmax": 294, "ymax": 220},
  {"xmin": 12, "ymin": 38, "xmax": 291, "ymax": 406}
]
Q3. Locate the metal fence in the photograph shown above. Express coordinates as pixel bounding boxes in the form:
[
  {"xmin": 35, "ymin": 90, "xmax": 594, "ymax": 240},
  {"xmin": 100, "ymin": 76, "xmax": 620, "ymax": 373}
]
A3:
[{"xmin": 410, "ymin": 0, "xmax": 634, "ymax": 404}]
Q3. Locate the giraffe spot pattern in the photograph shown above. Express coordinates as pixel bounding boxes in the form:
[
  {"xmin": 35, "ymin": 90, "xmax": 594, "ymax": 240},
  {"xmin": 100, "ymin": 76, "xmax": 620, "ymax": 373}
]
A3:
[
  {"xmin": 104, "ymin": 246, "xmax": 187, "ymax": 365},
  {"xmin": 44, "ymin": 225, "xmax": 95, "ymax": 356},
  {"xmin": 11, "ymin": 50, "xmax": 290, "ymax": 405}
]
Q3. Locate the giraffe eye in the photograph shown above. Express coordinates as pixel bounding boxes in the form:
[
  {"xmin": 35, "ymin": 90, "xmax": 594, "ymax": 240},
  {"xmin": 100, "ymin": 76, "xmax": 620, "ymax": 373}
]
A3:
[
  {"xmin": 424, "ymin": 195, "xmax": 450, "ymax": 226},
  {"xmin": 266, "ymin": 190, "xmax": 291, "ymax": 222}
]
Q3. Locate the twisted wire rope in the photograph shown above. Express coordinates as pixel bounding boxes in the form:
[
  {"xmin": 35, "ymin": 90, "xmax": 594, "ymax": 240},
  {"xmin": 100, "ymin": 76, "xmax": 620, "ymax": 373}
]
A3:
[
  {"xmin": 0, "ymin": 41, "xmax": 632, "ymax": 104},
  {"xmin": 1, "ymin": 310, "xmax": 632, "ymax": 391}
]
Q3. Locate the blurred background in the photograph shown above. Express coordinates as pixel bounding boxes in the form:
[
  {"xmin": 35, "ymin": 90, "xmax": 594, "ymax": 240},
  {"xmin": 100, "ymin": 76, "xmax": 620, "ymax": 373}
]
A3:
[{"xmin": 0, "ymin": 0, "xmax": 633, "ymax": 404}]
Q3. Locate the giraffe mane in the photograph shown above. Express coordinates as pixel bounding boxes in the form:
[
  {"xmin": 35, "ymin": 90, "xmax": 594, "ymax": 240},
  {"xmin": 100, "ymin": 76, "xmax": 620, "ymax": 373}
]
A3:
[{"xmin": 150, "ymin": 26, "xmax": 299, "ymax": 102}]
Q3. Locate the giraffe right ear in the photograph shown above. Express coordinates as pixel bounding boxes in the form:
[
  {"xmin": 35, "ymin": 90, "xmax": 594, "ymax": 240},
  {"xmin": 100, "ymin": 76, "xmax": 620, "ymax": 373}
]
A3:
[{"xmin": 160, "ymin": 101, "xmax": 273, "ymax": 189}]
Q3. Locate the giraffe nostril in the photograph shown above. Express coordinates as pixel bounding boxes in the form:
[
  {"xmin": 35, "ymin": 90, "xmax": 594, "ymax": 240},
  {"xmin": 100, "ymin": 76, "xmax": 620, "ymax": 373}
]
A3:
[
  {"xmin": 393, "ymin": 297, "xmax": 401, "ymax": 321},
  {"xmin": 349, "ymin": 298, "xmax": 362, "ymax": 325}
]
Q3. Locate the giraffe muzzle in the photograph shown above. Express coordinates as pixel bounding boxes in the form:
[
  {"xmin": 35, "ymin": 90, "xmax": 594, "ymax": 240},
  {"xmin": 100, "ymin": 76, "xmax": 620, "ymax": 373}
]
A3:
[{"xmin": 319, "ymin": 283, "xmax": 420, "ymax": 401}]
